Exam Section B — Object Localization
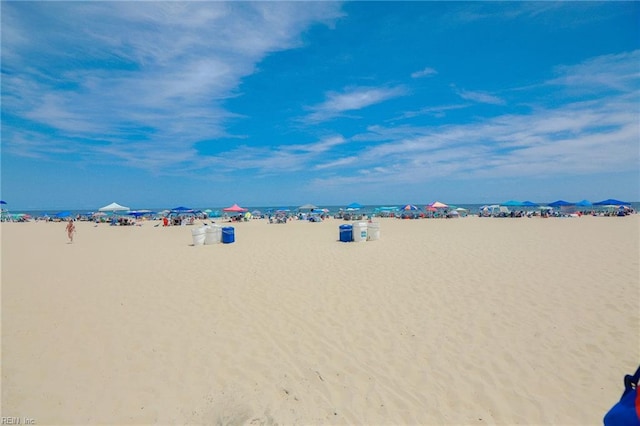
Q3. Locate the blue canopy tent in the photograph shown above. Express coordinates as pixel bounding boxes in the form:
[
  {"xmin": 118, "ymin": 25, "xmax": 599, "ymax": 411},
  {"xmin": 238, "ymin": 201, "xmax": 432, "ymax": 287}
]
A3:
[{"xmin": 171, "ymin": 206, "xmax": 194, "ymax": 213}]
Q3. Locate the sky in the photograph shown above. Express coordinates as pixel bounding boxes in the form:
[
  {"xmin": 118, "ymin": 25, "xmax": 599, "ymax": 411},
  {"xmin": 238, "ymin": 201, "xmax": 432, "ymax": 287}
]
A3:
[{"xmin": 2, "ymin": 1, "xmax": 639, "ymax": 210}]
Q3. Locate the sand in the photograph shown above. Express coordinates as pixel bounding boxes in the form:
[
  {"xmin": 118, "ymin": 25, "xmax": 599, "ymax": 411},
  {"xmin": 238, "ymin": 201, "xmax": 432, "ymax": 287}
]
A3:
[{"xmin": 1, "ymin": 215, "xmax": 639, "ymax": 425}]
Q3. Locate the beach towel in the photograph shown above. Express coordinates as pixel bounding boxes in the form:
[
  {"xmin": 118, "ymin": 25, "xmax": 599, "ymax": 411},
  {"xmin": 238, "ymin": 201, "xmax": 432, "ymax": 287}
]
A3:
[{"xmin": 604, "ymin": 365, "xmax": 640, "ymax": 426}]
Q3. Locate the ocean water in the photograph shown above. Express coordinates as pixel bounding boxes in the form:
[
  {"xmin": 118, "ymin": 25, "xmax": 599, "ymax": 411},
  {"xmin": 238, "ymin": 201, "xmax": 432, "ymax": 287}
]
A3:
[{"xmin": 5, "ymin": 202, "xmax": 639, "ymax": 219}]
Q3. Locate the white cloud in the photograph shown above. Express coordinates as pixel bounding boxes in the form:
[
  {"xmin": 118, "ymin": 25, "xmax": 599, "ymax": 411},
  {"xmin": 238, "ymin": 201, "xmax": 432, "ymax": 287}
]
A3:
[
  {"xmin": 302, "ymin": 86, "xmax": 407, "ymax": 123},
  {"xmin": 549, "ymin": 50, "xmax": 640, "ymax": 93},
  {"xmin": 411, "ymin": 67, "xmax": 438, "ymax": 78},
  {"xmin": 1, "ymin": 1, "xmax": 344, "ymax": 165},
  {"xmin": 453, "ymin": 87, "xmax": 506, "ymax": 105}
]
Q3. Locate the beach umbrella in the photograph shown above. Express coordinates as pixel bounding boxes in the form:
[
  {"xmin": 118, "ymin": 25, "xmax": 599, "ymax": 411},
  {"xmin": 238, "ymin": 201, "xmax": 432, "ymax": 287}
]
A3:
[
  {"xmin": 346, "ymin": 202, "xmax": 363, "ymax": 210},
  {"xmin": 56, "ymin": 211, "xmax": 72, "ymax": 218},
  {"xmin": 0, "ymin": 200, "xmax": 6, "ymax": 204},
  {"xmin": 548, "ymin": 200, "xmax": 574, "ymax": 208},
  {"xmin": 401, "ymin": 204, "xmax": 419, "ymax": 210},
  {"xmin": 575, "ymin": 200, "xmax": 593, "ymax": 207},
  {"xmin": 502, "ymin": 200, "xmax": 524, "ymax": 207},
  {"xmin": 223, "ymin": 203, "xmax": 248, "ymax": 212},
  {"xmin": 99, "ymin": 202, "xmax": 130, "ymax": 212},
  {"xmin": 298, "ymin": 203, "xmax": 318, "ymax": 211},
  {"xmin": 593, "ymin": 199, "xmax": 630, "ymax": 206},
  {"xmin": 128, "ymin": 210, "xmax": 153, "ymax": 218},
  {"xmin": 522, "ymin": 201, "xmax": 539, "ymax": 207}
]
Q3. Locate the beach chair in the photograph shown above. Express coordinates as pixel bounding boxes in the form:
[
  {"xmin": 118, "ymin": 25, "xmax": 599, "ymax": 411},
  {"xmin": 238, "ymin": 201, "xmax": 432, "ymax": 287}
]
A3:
[{"xmin": 604, "ymin": 365, "xmax": 640, "ymax": 425}]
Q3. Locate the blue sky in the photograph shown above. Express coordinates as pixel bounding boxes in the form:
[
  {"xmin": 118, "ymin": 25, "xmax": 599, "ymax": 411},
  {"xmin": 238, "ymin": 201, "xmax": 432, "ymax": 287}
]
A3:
[{"xmin": 2, "ymin": 1, "xmax": 639, "ymax": 210}]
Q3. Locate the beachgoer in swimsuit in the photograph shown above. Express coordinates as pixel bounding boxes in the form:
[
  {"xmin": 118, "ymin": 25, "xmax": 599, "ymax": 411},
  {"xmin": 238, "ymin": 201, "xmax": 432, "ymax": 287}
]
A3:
[{"xmin": 66, "ymin": 218, "xmax": 76, "ymax": 243}]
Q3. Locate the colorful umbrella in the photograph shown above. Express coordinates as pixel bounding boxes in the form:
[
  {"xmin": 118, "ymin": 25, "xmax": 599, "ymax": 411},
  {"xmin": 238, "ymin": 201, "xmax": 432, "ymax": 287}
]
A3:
[
  {"xmin": 223, "ymin": 204, "xmax": 248, "ymax": 212},
  {"xmin": 402, "ymin": 204, "xmax": 419, "ymax": 210}
]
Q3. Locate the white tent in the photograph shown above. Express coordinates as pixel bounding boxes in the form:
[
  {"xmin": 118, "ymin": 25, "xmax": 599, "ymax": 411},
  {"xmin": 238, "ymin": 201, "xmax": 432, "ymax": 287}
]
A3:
[{"xmin": 98, "ymin": 202, "xmax": 130, "ymax": 212}]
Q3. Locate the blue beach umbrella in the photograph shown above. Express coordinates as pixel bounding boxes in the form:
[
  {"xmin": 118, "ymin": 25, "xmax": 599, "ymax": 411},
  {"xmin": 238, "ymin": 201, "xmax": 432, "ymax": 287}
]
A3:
[
  {"xmin": 548, "ymin": 200, "xmax": 574, "ymax": 208},
  {"xmin": 346, "ymin": 202, "xmax": 363, "ymax": 210},
  {"xmin": 502, "ymin": 200, "xmax": 524, "ymax": 207},
  {"xmin": 593, "ymin": 199, "xmax": 630, "ymax": 206},
  {"xmin": 521, "ymin": 201, "xmax": 539, "ymax": 207},
  {"xmin": 401, "ymin": 204, "xmax": 419, "ymax": 210},
  {"xmin": 575, "ymin": 200, "xmax": 593, "ymax": 207},
  {"xmin": 56, "ymin": 211, "xmax": 72, "ymax": 218},
  {"xmin": 0, "ymin": 200, "xmax": 7, "ymax": 204},
  {"xmin": 128, "ymin": 210, "xmax": 153, "ymax": 218}
]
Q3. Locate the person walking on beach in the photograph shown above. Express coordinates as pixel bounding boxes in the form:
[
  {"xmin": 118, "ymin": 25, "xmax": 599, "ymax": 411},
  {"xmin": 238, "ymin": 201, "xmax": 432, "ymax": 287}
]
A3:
[{"xmin": 66, "ymin": 218, "xmax": 76, "ymax": 243}]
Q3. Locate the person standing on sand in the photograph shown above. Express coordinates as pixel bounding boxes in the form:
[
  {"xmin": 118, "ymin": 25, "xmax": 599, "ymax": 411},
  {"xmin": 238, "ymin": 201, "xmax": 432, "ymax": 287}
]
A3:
[{"xmin": 66, "ymin": 218, "xmax": 76, "ymax": 243}]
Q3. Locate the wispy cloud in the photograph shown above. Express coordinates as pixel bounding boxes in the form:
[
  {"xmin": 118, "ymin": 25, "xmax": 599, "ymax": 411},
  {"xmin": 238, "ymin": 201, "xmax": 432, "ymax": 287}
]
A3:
[
  {"xmin": 301, "ymin": 86, "xmax": 407, "ymax": 123},
  {"xmin": 411, "ymin": 67, "xmax": 438, "ymax": 78},
  {"xmin": 548, "ymin": 50, "xmax": 640, "ymax": 93},
  {"xmin": 1, "ymin": 2, "xmax": 344, "ymax": 169},
  {"xmin": 452, "ymin": 86, "xmax": 506, "ymax": 105}
]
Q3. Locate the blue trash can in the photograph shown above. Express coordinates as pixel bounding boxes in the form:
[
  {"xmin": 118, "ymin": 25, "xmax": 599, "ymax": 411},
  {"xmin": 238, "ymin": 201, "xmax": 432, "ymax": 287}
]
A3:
[
  {"xmin": 339, "ymin": 224, "xmax": 353, "ymax": 242},
  {"xmin": 222, "ymin": 226, "xmax": 235, "ymax": 244}
]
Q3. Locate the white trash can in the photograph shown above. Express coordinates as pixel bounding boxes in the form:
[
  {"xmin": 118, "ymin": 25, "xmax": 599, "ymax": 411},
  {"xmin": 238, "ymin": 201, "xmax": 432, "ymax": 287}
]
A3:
[
  {"xmin": 191, "ymin": 226, "xmax": 206, "ymax": 246},
  {"xmin": 352, "ymin": 222, "xmax": 368, "ymax": 242},
  {"xmin": 204, "ymin": 225, "xmax": 222, "ymax": 244},
  {"xmin": 367, "ymin": 222, "xmax": 380, "ymax": 241}
]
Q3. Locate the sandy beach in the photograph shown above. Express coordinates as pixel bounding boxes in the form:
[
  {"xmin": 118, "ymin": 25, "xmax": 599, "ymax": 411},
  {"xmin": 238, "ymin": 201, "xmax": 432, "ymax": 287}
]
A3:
[{"xmin": 2, "ymin": 215, "xmax": 638, "ymax": 425}]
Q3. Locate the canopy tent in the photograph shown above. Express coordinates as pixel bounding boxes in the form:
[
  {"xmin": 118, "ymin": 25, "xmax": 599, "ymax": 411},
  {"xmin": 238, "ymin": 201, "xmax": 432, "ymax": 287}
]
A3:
[
  {"xmin": 99, "ymin": 202, "xmax": 130, "ymax": 212},
  {"xmin": 429, "ymin": 201, "xmax": 448, "ymax": 208},
  {"xmin": 223, "ymin": 203, "xmax": 248, "ymax": 212},
  {"xmin": 171, "ymin": 206, "xmax": 194, "ymax": 213},
  {"xmin": 593, "ymin": 199, "xmax": 631, "ymax": 206}
]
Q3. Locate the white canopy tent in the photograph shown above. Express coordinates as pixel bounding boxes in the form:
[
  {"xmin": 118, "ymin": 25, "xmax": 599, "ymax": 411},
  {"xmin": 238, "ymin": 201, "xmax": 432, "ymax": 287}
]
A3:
[{"xmin": 98, "ymin": 202, "xmax": 130, "ymax": 212}]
